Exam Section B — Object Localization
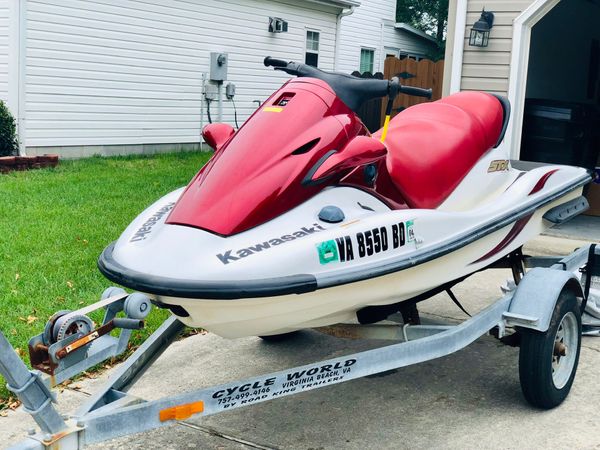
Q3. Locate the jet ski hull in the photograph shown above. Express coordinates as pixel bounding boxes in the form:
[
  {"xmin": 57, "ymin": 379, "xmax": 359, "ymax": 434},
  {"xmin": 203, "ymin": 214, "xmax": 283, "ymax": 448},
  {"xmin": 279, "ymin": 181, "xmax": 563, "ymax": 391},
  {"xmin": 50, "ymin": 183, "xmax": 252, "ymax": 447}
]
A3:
[{"xmin": 99, "ymin": 164, "xmax": 589, "ymax": 338}]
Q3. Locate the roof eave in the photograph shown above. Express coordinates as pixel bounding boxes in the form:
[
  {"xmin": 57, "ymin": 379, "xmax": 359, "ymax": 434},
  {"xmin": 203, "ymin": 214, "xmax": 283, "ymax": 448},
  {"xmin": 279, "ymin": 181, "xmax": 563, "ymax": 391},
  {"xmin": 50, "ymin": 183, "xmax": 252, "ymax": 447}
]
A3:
[
  {"xmin": 394, "ymin": 22, "xmax": 437, "ymax": 44},
  {"xmin": 304, "ymin": 0, "xmax": 360, "ymax": 9}
]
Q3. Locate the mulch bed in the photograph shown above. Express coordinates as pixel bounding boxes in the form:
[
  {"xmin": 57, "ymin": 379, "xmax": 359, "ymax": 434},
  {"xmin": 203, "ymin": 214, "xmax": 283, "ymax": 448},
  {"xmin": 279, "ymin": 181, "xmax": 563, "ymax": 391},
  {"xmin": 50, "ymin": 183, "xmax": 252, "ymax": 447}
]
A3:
[{"xmin": 0, "ymin": 155, "xmax": 59, "ymax": 174}]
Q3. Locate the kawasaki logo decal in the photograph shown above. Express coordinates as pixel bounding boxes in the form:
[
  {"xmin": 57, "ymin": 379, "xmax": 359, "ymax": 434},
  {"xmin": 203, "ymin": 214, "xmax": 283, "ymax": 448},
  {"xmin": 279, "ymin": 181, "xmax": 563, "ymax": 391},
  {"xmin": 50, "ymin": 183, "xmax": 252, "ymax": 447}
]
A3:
[
  {"xmin": 130, "ymin": 202, "xmax": 176, "ymax": 242},
  {"xmin": 217, "ymin": 223, "xmax": 325, "ymax": 265}
]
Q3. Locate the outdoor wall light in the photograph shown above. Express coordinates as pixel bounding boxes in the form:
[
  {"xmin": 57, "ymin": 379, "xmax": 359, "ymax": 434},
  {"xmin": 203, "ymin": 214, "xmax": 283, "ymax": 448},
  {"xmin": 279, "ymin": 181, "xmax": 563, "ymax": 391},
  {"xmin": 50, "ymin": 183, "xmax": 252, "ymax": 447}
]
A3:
[{"xmin": 469, "ymin": 9, "xmax": 495, "ymax": 47}]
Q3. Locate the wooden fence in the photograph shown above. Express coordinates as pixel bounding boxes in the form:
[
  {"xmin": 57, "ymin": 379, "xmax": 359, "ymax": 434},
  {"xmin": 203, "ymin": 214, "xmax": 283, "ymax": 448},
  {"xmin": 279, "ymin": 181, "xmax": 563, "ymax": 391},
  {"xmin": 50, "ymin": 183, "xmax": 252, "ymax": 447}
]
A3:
[
  {"xmin": 381, "ymin": 57, "xmax": 445, "ymax": 125},
  {"xmin": 354, "ymin": 57, "xmax": 444, "ymax": 132}
]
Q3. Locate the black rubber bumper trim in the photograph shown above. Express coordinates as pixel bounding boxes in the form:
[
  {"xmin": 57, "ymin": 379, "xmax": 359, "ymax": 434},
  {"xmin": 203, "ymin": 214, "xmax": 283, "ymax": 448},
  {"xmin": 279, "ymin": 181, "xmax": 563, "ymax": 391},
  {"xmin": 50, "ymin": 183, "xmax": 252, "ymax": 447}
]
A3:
[{"xmin": 98, "ymin": 243, "xmax": 318, "ymax": 300}]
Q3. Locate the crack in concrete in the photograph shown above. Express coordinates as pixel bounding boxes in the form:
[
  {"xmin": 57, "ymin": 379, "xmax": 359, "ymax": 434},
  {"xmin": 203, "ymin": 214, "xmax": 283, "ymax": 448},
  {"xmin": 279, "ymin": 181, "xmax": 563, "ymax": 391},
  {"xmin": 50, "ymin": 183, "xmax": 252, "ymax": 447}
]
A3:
[
  {"xmin": 581, "ymin": 344, "xmax": 600, "ymax": 354},
  {"xmin": 179, "ymin": 421, "xmax": 280, "ymax": 450}
]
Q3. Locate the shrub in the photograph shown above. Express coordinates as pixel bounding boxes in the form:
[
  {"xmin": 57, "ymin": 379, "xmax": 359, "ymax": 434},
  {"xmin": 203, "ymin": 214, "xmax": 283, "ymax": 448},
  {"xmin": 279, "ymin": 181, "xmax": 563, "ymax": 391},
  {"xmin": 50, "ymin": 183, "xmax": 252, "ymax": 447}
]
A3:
[{"xmin": 0, "ymin": 100, "xmax": 18, "ymax": 156}]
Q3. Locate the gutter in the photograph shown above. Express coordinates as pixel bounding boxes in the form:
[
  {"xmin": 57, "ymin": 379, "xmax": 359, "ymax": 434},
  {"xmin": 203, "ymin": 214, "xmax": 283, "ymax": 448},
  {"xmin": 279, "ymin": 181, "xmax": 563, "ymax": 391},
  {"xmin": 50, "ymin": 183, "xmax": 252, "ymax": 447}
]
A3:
[
  {"xmin": 334, "ymin": 5, "xmax": 357, "ymax": 71},
  {"xmin": 304, "ymin": 0, "xmax": 360, "ymax": 8}
]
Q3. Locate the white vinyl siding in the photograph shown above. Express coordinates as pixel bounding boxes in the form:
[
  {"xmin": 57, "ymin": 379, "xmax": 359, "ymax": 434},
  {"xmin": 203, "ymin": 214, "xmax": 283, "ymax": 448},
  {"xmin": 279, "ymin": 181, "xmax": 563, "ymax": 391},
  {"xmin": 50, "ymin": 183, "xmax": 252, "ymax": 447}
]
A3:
[
  {"xmin": 24, "ymin": 0, "xmax": 339, "ymax": 148},
  {"xmin": 460, "ymin": 0, "xmax": 535, "ymax": 95},
  {"xmin": 0, "ymin": 0, "xmax": 10, "ymax": 105},
  {"xmin": 337, "ymin": 0, "xmax": 395, "ymax": 74},
  {"xmin": 337, "ymin": 0, "xmax": 438, "ymax": 74},
  {"xmin": 382, "ymin": 22, "xmax": 437, "ymax": 58}
]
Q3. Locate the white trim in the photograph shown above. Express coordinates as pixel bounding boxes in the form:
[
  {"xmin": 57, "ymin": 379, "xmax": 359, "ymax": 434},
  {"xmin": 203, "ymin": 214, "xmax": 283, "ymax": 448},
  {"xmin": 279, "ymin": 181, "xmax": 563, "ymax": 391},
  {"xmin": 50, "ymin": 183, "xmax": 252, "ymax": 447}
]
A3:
[
  {"xmin": 304, "ymin": 27, "xmax": 321, "ymax": 67},
  {"xmin": 7, "ymin": 0, "xmax": 19, "ymax": 116},
  {"xmin": 505, "ymin": 0, "xmax": 561, "ymax": 159},
  {"xmin": 384, "ymin": 47, "xmax": 400, "ymax": 58},
  {"xmin": 17, "ymin": 0, "xmax": 26, "ymax": 154},
  {"xmin": 449, "ymin": 0, "xmax": 467, "ymax": 93},
  {"xmin": 378, "ymin": 20, "xmax": 384, "ymax": 73},
  {"xmin": 359, "ymin": 46, "xmax": 376, "ymax": 74}
]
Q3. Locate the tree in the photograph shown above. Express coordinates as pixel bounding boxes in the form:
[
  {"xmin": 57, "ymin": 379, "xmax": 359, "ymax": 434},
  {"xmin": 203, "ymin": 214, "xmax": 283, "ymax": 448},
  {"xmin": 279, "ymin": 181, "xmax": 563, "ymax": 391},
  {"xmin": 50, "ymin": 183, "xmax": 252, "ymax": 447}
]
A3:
[
  {"xmin": 0, "ymin": 100, "xmax": 18, "ymax": 156},
  {"xmin": 396, "ymin": 0, "xmax": 449, "ymax": 58}
]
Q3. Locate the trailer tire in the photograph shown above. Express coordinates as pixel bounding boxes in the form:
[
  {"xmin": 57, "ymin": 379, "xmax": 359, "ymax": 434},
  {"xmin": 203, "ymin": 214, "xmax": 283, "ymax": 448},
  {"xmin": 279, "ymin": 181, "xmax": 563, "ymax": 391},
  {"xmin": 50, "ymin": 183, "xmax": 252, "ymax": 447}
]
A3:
[
  {"xmin": 518, "ymin": 289, "xmax": 581, "ymax": 409},
  {"xmin": 258, "ymin": 332, "xmax": 299, "ymax": 342}
]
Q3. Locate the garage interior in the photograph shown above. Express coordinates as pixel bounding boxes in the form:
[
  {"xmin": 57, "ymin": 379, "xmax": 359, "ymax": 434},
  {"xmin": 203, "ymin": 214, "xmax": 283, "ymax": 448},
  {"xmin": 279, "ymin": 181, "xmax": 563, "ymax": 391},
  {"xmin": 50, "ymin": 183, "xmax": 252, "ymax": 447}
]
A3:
[{"xmin": 522, "ymin": 0, "xmax": 600, "ymax": 235}]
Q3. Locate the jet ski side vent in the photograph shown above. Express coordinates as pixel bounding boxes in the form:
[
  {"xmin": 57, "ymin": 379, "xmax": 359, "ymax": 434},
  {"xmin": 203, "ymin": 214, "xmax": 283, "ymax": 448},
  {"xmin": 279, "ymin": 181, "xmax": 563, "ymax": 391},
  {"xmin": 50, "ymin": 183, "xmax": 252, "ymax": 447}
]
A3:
[{"xmin": 291, "ymin": 138, "xmax": 320, "ymax": 155}]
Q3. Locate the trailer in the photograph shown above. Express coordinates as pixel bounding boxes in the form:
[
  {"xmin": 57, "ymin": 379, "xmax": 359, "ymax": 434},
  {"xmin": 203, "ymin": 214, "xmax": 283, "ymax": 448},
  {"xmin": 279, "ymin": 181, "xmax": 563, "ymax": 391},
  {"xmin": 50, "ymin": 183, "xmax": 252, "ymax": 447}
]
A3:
[{"xmin": 2, "ymin": 244, "xmax": 600, "ymax": 450}]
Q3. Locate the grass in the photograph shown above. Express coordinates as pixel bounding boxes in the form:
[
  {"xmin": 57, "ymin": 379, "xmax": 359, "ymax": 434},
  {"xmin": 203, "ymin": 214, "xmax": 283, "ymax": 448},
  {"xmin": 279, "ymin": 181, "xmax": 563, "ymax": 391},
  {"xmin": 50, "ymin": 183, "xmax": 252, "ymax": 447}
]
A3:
[{"xmin": 0, "ymin": 151, "xmax": 211, "ymax": 403}]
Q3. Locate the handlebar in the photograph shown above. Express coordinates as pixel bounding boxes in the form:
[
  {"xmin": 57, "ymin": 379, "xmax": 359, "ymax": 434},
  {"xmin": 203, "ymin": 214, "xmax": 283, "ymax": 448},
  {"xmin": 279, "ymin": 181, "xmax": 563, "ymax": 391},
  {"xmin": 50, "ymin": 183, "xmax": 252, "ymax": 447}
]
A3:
[
  {"xmin": 264, "ymin": 56, "xmax": 289, "ymax": 69},
  {"xmin": 399, "ymin": 85, "xmax": 433, "ymax": 99},
  {"xmin": 264, "ymin": 56, "xmax": 433, "ymax": 110}
]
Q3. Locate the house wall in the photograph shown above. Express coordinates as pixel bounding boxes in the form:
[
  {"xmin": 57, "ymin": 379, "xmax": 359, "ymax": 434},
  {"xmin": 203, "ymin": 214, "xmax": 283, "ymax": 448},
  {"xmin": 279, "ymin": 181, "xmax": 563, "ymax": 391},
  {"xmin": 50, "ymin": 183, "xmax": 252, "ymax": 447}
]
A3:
[
  {"xmin": 0, "ymin": 0, "xmax": 19, "ymax": 118},
  {"xmin": 337, "ymin": 0, "xmax": 436, "ymax": 75},
  {"xmin": 337, "ymin": 0, "xmax": 395, "ymax": 74},
  {"xmin": 0, "ymin": 0, "xmax": 9, "ymax": 106},
  {"xmin": 23, "ymin": 0, "xmax": 339, "ymax": 153},
  {"xmin": 459, "ymin": 0, "xmax": 534, "ymax": 96},
  {"xmin": 382, "ymin": 22, "xmax": 438, "ymax": 59}
]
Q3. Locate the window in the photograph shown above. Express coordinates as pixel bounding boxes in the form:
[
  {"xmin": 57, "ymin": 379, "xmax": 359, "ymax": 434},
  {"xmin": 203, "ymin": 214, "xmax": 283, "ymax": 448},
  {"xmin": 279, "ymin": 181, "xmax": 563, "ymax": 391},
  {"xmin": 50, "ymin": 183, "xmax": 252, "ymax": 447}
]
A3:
[
  {"xmin": 360, "ymin": 48, "xmax": 375, "ymax": 74},
  {"xmin": 305, "ymin": 30, "xmax": 320, "ymax": 67}
]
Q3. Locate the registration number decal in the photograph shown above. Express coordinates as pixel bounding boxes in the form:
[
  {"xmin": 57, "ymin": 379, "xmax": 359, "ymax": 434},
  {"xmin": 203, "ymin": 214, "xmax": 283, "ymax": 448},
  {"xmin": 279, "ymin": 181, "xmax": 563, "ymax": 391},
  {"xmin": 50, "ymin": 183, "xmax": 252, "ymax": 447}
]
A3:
[{"xmin": 317, "ymin": 221, "xmax": 414, "ymax": 265}]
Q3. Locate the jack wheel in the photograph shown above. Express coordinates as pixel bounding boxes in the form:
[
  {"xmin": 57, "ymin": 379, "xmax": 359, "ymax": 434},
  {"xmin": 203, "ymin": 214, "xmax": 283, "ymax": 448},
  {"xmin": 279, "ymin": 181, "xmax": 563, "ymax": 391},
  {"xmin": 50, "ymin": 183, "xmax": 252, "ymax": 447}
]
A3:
[{"xmin": 518, "ymin": 289, "xmax": 581, "ymax": 409}]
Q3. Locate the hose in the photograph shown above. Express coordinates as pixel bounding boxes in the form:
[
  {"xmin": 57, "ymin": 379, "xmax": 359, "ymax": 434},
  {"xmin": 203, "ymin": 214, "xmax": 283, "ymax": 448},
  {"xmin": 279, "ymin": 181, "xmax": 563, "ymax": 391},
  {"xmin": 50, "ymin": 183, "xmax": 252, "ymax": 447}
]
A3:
[
  {"xmin": 231, "ymin": 99, "xmax": 239, "ymax": 129},
  {"xmin": 206, "ymin": 98, "xmax": 213, "ymax": 124}
]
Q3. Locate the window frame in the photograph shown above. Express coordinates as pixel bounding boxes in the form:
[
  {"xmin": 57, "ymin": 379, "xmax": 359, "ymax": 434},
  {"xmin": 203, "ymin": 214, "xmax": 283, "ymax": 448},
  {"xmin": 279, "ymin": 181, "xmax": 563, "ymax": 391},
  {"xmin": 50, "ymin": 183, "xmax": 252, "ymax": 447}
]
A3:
[
  {"xmin": 305, "ymin": 29, "xmax": 321, "ymax": 67},
  {"xmin": 359, "ymin": 47, "xmax": 376, "ymax": 74}
]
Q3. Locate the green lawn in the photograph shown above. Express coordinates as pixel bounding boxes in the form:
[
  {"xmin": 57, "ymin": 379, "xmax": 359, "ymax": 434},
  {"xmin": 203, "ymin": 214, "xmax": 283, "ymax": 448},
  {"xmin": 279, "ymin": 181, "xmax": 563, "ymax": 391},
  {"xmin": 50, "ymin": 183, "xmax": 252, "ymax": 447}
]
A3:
[{"xmin": 0, "ymin": 151, "xmax": 211, "ymax": 404}]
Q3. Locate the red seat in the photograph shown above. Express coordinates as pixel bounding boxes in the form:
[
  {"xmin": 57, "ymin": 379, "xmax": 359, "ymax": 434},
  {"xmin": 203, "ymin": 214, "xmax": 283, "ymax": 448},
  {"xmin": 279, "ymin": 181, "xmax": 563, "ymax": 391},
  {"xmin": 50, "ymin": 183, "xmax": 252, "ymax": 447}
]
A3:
[{"xmin": 373, "ymin": 92, "xmax": 504, "ymax": 209}]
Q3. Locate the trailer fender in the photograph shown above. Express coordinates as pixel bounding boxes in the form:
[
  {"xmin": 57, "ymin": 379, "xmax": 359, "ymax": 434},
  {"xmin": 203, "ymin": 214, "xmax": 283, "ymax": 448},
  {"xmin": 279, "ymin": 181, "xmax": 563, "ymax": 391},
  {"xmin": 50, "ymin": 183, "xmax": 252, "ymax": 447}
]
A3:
[{"xmin": 504, "ymin": 267, "xmax": 583, "ymax": 332}]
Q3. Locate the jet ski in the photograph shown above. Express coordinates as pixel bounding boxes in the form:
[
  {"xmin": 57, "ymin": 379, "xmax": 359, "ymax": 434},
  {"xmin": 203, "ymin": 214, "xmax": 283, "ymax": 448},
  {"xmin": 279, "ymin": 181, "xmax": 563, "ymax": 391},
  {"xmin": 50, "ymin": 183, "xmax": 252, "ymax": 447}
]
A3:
[{"xmin": 98, "ymin": 57, "xmax": 591, "ymax": 338}]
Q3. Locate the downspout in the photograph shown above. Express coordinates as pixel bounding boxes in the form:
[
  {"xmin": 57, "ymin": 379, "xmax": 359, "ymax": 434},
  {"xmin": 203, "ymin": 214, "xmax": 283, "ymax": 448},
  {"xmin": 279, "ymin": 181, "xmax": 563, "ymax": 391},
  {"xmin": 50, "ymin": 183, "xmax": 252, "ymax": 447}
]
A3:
[{"xmin": 334, "ymin": 5, "xmax": 356, "ymax": 71}]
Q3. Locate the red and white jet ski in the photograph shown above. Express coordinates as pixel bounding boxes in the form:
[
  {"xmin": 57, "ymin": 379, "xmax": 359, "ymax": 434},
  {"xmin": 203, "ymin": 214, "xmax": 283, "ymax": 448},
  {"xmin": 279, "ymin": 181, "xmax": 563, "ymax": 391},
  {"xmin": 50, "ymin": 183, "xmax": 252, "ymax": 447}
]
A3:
[{"xmin": 98, "ymin": 57, "xmax": 591, "ymax": 338}]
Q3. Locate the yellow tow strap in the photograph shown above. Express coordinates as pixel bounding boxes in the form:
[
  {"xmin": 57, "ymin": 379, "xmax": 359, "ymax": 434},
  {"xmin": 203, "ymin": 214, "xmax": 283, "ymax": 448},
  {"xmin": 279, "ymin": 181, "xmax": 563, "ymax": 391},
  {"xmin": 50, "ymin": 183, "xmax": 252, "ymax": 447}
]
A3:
[{"xmin": 380, "ymin": 115, "xmax": 391, "ymax": 143}]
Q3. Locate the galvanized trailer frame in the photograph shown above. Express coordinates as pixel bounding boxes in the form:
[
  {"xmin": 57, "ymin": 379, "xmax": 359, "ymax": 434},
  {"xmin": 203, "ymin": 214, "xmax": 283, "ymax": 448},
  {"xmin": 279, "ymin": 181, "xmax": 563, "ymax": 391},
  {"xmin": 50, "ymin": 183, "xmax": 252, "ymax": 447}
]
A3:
[{"xmin": 1, "ymin": 245, "xmax": 597, "ymax": 450}]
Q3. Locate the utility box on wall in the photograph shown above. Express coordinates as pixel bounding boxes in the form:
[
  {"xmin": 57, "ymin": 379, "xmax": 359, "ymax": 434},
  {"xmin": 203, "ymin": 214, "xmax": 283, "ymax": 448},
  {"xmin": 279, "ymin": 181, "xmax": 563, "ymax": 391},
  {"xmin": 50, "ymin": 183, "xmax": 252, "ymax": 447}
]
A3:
[{"xmin": 210, "ymin": 52, "xmax": 228, "ymax": 81}]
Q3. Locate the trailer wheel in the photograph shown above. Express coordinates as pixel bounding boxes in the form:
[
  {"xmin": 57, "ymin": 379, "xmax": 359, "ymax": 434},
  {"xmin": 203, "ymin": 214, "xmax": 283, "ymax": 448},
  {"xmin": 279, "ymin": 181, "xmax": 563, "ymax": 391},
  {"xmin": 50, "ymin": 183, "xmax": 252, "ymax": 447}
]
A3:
[
  {"xmin": 259, "ymin": 332, "xmax": 299, "ymax": 342},
  {"xmin": 518, "ymin": 289, "xmax": 581, "ymax": 409}
]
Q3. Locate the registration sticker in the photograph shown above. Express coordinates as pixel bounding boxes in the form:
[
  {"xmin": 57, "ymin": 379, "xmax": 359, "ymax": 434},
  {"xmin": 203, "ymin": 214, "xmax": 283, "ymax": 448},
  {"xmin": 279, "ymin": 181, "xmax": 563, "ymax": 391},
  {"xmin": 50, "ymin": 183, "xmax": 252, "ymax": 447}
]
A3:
[
  {"xmin": 406, "ymin": 220, "xmax": 415, "ymax": 242},
  {"xmin": 317, "ymin": 240, "xmax": 339, "ymax": 265}
]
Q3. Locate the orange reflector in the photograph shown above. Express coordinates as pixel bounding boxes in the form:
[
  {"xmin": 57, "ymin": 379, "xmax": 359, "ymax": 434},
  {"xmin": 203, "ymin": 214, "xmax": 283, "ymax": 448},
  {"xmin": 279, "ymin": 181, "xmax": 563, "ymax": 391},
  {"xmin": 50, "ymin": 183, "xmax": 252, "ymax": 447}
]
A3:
[{"xmin": 159, "ymin": 401, "xmax": 204, "ymax": 422}]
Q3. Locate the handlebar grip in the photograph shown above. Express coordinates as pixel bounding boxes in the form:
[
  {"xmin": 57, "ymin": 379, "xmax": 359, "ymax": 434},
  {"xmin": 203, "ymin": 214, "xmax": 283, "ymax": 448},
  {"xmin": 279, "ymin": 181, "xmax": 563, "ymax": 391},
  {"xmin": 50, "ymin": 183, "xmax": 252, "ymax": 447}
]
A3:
[
  {"xmin": 264, "ymin": 56, "xmax": 289, "ymax": 68},
  {"xmin": 400, "ymin": 86, "xmax": 433, "ymax": 99}
]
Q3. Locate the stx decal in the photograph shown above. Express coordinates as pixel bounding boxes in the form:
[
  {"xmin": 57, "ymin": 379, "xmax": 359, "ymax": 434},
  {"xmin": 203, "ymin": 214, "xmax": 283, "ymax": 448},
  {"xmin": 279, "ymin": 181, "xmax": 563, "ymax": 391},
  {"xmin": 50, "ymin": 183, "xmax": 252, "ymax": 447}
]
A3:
[
  {"xmin": 217, "ymin": 223, "xmax": 325, "ymax": 265},
  {"xmin": 488, "ymin": 160, "xmax": 510, "ymax": 173}
]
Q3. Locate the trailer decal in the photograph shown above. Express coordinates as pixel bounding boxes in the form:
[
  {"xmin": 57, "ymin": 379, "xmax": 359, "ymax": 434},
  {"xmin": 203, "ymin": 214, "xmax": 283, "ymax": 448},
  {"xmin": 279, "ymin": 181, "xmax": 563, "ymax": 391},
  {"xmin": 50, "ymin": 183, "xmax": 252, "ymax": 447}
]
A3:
[{"xmin": 209, "ymin": 359, "xmax": 358, "ymax": 411}]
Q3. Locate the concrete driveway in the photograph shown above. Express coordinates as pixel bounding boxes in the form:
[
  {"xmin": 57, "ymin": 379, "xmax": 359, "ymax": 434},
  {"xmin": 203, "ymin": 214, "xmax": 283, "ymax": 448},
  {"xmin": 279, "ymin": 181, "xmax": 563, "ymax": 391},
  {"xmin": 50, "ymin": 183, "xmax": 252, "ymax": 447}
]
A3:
[{"xmin": 3, "ymin": 235, "xmax": 600, "ymax": 449}]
